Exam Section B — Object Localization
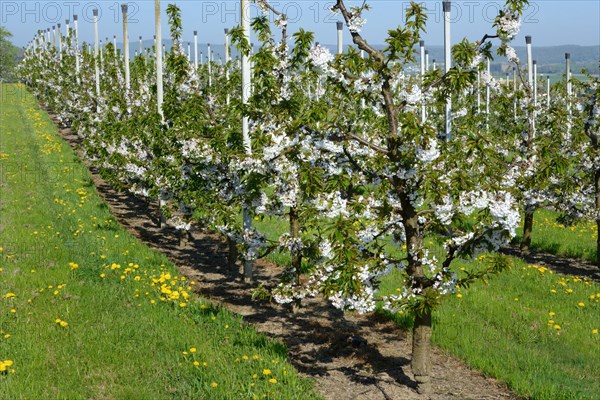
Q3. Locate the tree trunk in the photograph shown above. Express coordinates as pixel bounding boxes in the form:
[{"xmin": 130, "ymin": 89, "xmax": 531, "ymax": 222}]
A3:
[
  {"xmin": 520, "ymin": 209, "xmax": 535, "ymax": 253},
  {"xmin": 412, "ymin": 310, "xmax": 433, "ymax": 394},
  {"xmin": 289, "ymin": 206, "xmax": 302, "ymax": 313},
  {"xmin": 157, "ymin": 198, "xmax": 166, "ymax": 228},
  {"xmin": 157, "ymin": 198, "xmax": 163, "ymax": 228},
  {"xmin": 399, "ymin": 190, "xmax": 432, "ymax": 394},
  {"xmin": 227, "ymin": 237, "xmax": 238, "ymax": 275}
]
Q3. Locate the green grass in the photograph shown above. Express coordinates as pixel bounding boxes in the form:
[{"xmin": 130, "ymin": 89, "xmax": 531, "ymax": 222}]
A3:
[
  {"xmin": 0, "ymin": 84, "xmax": 321, "ymax": 400},
  {"xmin": 514, "ymin": 208, "xmax": 598, "ymax": 263},
  {"xmin": 438, "ymin": 262, "xmax": 599, "ymax": 399},
  {"xmin": 379, "ymin": 259, "xmax": 600, "ymax": 399}
]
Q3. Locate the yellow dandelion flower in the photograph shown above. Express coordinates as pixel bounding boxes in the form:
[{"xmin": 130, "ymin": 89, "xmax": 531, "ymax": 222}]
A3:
[
  {"xmin": 592, "ymin": 329, "xmax": 598, "ymax": 334},
  {"xmin": 193, "ymin": 361, "xmax": 199, "ymax": 366},
  {"xmin": 263, "ymin": 369, "xmax": 271, "ymax": 376},
  {"xmin": 190, "ymin": 347, "xmax": 197, "ymax": 353},
  {"xmin": 456, "ymin": 293, "xmax": 463, "ymax": 298},
  {"xmin": 269, "ymin": 378, "xmax": 277, "ymax": 384},
  {"xmin": 210, "ymin": 382, "xmax": 218, "ymax": 388},
  {"xmin": 578, "ymin": 302, "xmax": 585, "ymax": 307}
]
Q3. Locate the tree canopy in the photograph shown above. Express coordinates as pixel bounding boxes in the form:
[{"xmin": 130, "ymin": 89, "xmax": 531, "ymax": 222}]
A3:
[{"xmin": 0, "ymin": 27, "xmax": 19, "ymax": 82}]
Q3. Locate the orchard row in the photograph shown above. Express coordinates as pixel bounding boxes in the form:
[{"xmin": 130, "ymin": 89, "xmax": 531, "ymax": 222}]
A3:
[{"xmin": 17, "ymin": 0, "xmax": 599, "ymax": 392}]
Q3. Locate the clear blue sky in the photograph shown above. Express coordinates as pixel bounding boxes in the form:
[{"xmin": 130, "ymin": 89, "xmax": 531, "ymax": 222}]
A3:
[{"xmin": 2, "ymin": 1, "xmax": 599, "ymax": 48}]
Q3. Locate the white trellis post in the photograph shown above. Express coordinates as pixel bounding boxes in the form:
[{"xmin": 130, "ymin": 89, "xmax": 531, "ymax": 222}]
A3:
[
  {"xmin": 565, "ymin": 53, "xmax": 571, "ymax": 112},
  {"xmin": 200, "ymin": 51, "xmax": 203, "ymax": 65},
  {"xmin": 52, "ymin": 26, "xmax": 56, "ymax": 48},
  {"xmin": 337, "ymin": 21, "xmax": 343, "ymax": 54},
  {"xmin": 225, "ymin": 28, "xmax": 230, "ymax": 105},
  {"xmin": 533, "ymin": 60, "xmax": 538, "ymax": 107},
  {"xmin": 425, "ymin": 49, "xmax": 429, "ymax": 71},
  {"xmin": 73, "ymin": 15, "xmax": 80, "ymax": 83},
  {"xmin": 432, "ymin": 59, "xmax": 436, "ymax": 70},
  {"xmin": 65, "ymin": 20, "xmax": 69, "ymax": 38},
  {"xmin": 513, "ymin": 67, "xmax": 517, "ymax": 119},
  {"xmin": 139, "ymin": 35, "xmax": 143, "ymax": 55},
  {"xmin": 122, "ymin": 4, "xmax": 130, "ymax": 92},
  {"xmin": 93, "ymin": 9, "xmax": 101, "ymax": 107},
  {"xmin": 100, "ymin": 40, "xmax": 104, "ymax": 65},
  {"xmin": 155, "ymin": 0, "xmax": 164, "ymax": 120},
  {"xmin": 187, "ymin": 42, "xmax": 191, "ymax": 60},
  {"xmin": 546, "ymin": 75, "xmax": 550, "ymax": 107},
  {"xmin": 113, "ymin": 35, "xmax": 117, "ymax": 57},
  {"xmin": 476, "ymin": 69, "xmax": 481, "ymax": 114},
  {"xmin": 359, "ymin": 45, "xmax": 365, "ymax": 108},
  {"xmin": 443, "ymin": 0, "xmax": 452, "ymax": 140},
  {"xmin": 525, "ymin": 36, "xmax": 532, "ymax": 87},
  {"xmin": 224, "ymin": 29, "xmax": 230, "ymax": 63},
  {"xmin": 525, "ymin": 36, "xmax": 535, "ymax": 137},
  {"xmin": 420, "ymin": 40, "xmax": 426, "ymax": 123},
  {"xmin": 241, "ymin": 0, "xmax": 253, "ymax": 282},
  {"xmin": 486, "ymin": 58, "xmax": 490, "ymax": 130},
  {"xmin": 194, "ymin": 30, "xmax": 198, "ymax": 69},
  {"xmin": 207, "ymin": 43, "xmax": 212, "ymax": 87},
  {"xmin": 57, "ymin": 23, "xmax": 62, "ymax": 58}
]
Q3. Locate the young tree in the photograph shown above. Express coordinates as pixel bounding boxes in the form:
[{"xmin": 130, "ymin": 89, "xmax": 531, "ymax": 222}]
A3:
[
  {"xmin": 0, "ymin": 27, "xmax": 19, "ymax": 82},
  {"xmin": 266, "ymin": 0, "xmax": 527, "ymax": 392}
]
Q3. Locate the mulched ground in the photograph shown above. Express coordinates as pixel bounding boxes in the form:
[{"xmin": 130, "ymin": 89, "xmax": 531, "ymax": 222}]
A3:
[{"xmin": 46, "ymin": 109, "xmax": 549, "ymax": 399}]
